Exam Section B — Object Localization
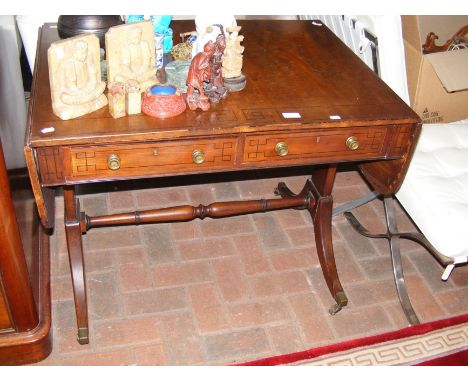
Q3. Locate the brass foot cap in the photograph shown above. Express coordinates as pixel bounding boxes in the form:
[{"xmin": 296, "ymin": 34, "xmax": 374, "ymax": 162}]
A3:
[
  {"xmin": 77, "ymin": 327, "xmax": 89, "ymax": 345},
  {"xmin": 329, "ymin": 291, "xmax": 348, "ymax": 315}
]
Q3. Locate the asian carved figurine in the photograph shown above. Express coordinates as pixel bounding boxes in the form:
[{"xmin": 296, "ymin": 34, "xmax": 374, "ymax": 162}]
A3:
[
  {"xmin": 223, "ymin": 26, "xmax": 244, "ymax": 77},
  {"xmin": 165, "ymin": 60, "xmax": 191, "ymax": 93},
  {"xmin": 223, "ymin": 26, "xmax": 246, "ymax": 92},
  {"xmin": 186, "ymin": 41, "xmax": 215, "ymax": 111},
  {"xmin": 125, "ymin": 80, "xmax": 141, "ymax": 115},
  {"xmin": 106, "ymin": 21, "xmax": 158, "ymax": 92},
  {"xmin": 205, "ymin": 31, "xmax": 229, "ymax": 103},
  {"xmin": 48, "ymin": 34, "xmax": 107, "ymax": 120},
  {"xmin": 107, "ymin": 82, "xmax": 126, "ymax": 119}
]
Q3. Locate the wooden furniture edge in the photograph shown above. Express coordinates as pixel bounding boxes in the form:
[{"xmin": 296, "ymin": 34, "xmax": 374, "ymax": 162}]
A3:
[
  {"xmin": 29, "ymin": 118, "xmax": 420, "ymax": 148},
  {"xmin": 24, "ymin": 25, "xmax": 55, "ymax": 229},
  {"xmin": 24, "ymin": 147, "xmax": 55, "ymax": 229},
  {"xmin": 0, "ymin": 226, "xmax": 52, "ymax": 365},
  {"xmin": 359, "ymin": 121, "xmax": 422, "ymax": 195},
  {"xmin": 0, "ymin": 141, "xmax": 38, "ymax": 331}
]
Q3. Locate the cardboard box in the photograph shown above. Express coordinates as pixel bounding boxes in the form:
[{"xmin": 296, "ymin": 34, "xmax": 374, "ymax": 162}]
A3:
[{"xmin": 401, "ymin": 16, "xmax": 468, "ymax": 124}]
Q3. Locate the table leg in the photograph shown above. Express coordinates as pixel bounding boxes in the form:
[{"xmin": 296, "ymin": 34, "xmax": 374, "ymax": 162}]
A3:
[
  {"xmin": 63, "ymin": 186, "xmax": 89, "ymax": 345},
  {"xmin": 310, "ymin": 165, "xmax": 348, "ymax": 314},
  {"xmin": 275, "ymin": 165, "xmax": 348, "ymax": 315}
]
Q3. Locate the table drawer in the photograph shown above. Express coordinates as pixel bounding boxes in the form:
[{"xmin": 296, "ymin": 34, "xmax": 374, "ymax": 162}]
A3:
[
  {"xmin": 64, "ymin": 138, "xmax": 238, "ymax": 181},
  {"xmin": 243, "ymin": 127, "xmax": 388, "ymax": 164}
]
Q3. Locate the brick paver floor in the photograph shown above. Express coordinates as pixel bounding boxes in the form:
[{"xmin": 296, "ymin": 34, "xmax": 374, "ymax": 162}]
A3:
[{"xmin": 37, "ymin": 166, "xmax": 468, "ymax": 365}]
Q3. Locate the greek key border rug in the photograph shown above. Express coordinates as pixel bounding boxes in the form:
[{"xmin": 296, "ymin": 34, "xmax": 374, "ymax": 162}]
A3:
[{"xmin": 236, "ymin": 313, "xmax": 468, "ymax": 366}]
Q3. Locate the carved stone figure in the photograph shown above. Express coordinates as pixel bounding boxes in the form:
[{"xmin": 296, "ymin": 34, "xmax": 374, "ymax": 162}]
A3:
[
  {"xmin": 223, "ymin": 26, "xmax": 244, "ymax": 78},
  {"xmin": 107, "ymin": 82, "xmax": 126, "ymax": 118},
  {"xmin": 186, "ymin": 41, "xmax": 215, "ymax": 111},
  {"xmin": 165, "ymin": 60, "xmax": 191, "ymax": 93},
  {"xmin": 222, "ymin": 26, "xmax": 246, "ymax": 92},
  {"xmin": 48, "ymin": 34, "xmax": 107, "ymax": 120},
  {"xmin": 205, "ymin": 33, "xmax": 229, "ymax": 103},
  {"xmin": 106, "ymin": 21, "xmax": 158, "ymax": 92},
  {"xmin": 125, "ymin": 80, "xmax": 141, "ymax": 115}
]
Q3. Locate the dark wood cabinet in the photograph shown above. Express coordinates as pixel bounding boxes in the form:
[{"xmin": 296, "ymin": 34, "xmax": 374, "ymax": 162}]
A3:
[{"xmin": 0, "ymin": 140, "xmax": 52, "ymax": 365}]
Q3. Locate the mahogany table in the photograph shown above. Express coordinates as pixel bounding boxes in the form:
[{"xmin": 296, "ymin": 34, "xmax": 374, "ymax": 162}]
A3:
[{"xmin": 25, "ymin": 20, "xmax": 421, "ymax": 344}]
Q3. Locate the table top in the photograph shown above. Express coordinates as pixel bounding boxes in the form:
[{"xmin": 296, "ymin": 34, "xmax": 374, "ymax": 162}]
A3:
[{"xmin": 26, "ymin": 20, "xmax": 419, "ymax": 148}]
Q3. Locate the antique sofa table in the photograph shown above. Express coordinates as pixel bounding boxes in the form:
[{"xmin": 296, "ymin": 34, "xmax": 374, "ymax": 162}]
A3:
[{"xmin": 25, "ymin": 20, "xmax": 421, "ymax": 344}]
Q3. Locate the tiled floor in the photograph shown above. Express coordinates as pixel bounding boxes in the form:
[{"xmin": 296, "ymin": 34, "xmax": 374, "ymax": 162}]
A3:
[{"xmin": 37, "ymin": 165, "xmax": 468, "ymax": 365}]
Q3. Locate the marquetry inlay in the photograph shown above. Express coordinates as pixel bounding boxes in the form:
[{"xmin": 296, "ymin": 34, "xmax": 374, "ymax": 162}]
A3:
[
  {"xmin": 67, "ymin": 138, "xmax": 238, "ymax": 181},
  {"xmin": 36, "ymin": 147, "xmax": 64, "ymax": 185}
]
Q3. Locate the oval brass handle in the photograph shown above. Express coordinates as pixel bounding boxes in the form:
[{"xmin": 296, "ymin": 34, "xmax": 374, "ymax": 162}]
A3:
[
  {"xmin": 346, "ymin": 136, "xmax": 360, "ymax": 150},
  {"xmin": 192, "ymin": 149, "xmax": 206, "ymax": 164},
  {"xmin": 107, "ymin": 154, "xmax": 121, "ymax": 171},
  {"xmin": 275, "ymin": 141, "xmax": 289, "ymax": 157}
]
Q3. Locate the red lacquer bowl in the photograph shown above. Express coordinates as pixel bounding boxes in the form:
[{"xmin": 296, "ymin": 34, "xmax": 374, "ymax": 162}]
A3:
[{"xmin": 141, "ymin": 85, "xmax": 186, "ymax": 118}]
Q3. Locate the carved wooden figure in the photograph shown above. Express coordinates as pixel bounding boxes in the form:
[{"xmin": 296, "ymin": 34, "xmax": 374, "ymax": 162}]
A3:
[
  {"xmin": 186, "ymin": 40, "xmax": 215, "ymax": 111},
  {"xmin": 106, "ymin": 21, "xmax": 158, "ymax": 92},
  {"xmin": 47, "ymin": 34, "xmax": 107, "ymax": 120},
  {"xmin": 206, "ymin": 32, "xmax": 229, "ymax": 103}
]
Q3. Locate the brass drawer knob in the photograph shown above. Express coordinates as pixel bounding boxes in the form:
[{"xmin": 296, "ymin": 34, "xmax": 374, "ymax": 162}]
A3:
[
  {"xmin": 107, "ymin": 154, "xmax": 121, "ymax": 171},
  {"xmin": 275, "ymin": 141, "xmax": 289, "ymax": 157},
  {"xmin": 192, "ymin": 149, "xmax": 206, "ymax": 164},
  {"xmin": 346, "ymin": 136, "xmax": 360, "ymax": 150}
]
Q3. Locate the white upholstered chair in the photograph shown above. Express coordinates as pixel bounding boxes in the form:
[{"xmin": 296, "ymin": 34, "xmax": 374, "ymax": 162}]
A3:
[
  {"xmin": 397, "ymin": 120, "xmax": 468, "ymax": 280},
  {"xmin": 343, "ymin": 119, "xmax": 468, "ymax": 325}
]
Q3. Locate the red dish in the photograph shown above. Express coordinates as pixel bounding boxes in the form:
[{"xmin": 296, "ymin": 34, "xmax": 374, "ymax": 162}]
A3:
[{"xmin": 141, "ymin": 85, "xmax": 186, "ymax": 118}]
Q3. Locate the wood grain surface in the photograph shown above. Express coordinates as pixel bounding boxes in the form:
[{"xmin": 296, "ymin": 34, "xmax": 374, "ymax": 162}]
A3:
[{"xmin": 27, "ymin": 20, "xmax": 418, "ymax": 147}]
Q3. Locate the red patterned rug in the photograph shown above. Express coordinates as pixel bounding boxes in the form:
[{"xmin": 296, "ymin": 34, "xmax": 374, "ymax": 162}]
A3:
[{"xmin": 236, "ymin": 313, "xmax": 468, "ymax": 366}]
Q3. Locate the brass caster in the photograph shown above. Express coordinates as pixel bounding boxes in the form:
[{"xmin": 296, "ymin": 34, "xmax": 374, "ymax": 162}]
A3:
[
  {"xmin": 328, "ymin": 291, "xmax": 348, "ymax": 316},
  {"xmin": 329, "ymin": 303, "xmax": 343, "ymax": 315},
  {"xmin": 77, "ymin": 327, "xmax": 89, "ymax": 345}
]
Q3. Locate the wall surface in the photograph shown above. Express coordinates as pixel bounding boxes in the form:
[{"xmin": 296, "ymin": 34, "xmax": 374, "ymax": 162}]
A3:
[
  {"xmin": 0, "ymin": 15, "xmax": 27, "ymax": 169},
  {"xmin": 358, "ymin": 15, "xmax": 409, "ymax": 104},
  {"xmin": 16, "ymin": 15, "xmax": 60, "ymax": 72}
]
